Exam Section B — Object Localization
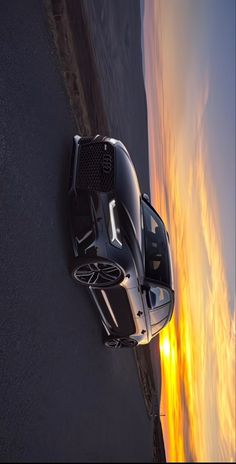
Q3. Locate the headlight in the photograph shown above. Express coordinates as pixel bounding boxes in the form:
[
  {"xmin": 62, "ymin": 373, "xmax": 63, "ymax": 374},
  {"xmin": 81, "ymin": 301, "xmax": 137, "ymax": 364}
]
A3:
[{"xmin": 108, "ymin": 199, "xmax": 122, "ymax": 248}]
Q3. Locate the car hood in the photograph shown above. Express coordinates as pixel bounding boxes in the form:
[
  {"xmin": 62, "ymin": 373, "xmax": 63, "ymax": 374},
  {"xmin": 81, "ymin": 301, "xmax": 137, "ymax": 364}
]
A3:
[{"xmin": 115, "ymin": 145, "xmax": 142, "ymax": 249}]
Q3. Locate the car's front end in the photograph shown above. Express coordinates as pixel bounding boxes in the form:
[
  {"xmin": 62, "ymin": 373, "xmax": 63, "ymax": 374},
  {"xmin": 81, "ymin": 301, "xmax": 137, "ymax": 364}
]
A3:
[{"xmin": 68, "ymin": 135, "xmax": 144, "ymax": 286}]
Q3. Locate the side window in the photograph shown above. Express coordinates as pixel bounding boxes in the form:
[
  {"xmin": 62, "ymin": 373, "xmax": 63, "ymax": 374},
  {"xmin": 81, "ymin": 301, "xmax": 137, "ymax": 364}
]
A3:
[{"xmin": 149, "ymin": 303, "xmax": 170, "ymax": 326}]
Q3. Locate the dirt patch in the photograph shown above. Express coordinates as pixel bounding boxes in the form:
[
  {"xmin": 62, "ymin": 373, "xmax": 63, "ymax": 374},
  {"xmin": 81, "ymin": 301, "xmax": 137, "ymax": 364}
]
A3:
[{"xmin": 45, "ymin": 0, "xmax": 108, "ymax": 135}]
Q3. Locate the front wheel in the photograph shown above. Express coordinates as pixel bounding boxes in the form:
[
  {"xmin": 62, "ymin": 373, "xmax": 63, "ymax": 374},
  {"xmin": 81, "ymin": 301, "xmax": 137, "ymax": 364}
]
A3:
[
  {"xmin": 71, "ymin": 260, "xmax": 124, "ymax": 288},
  {"xmin": 104, "ymin": 337, "xmax": 138, "ymax": 349}
]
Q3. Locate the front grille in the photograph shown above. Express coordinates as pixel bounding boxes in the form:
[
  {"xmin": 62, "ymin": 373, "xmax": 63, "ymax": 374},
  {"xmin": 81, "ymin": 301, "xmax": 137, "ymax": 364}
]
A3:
[{"xmin": 77, "ymin": 142, "xmax": 114, "ymax": 192}]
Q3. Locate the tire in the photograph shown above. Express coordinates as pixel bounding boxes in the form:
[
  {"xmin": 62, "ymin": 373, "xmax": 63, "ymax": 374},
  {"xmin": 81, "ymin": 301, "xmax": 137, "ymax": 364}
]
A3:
[
  {"xmin": 104, "ymin": 337, "xmax": 138, "ymax": 349},
  {"xmin": 71, "ymin": 259, "xmax": 124, "ymax": 288}
]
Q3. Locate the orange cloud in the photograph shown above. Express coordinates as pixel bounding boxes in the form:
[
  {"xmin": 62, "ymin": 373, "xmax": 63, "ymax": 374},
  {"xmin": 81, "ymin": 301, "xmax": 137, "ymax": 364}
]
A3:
[{"xmin": 143, "ymin": 1, "xmax": 236, "ymax": 461}]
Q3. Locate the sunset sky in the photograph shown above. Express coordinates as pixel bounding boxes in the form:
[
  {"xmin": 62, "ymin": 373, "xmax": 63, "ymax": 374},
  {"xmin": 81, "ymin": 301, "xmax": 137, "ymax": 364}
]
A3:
[{"xmin": 142, "ymin": 0, "xmax": 235, "ymax": 461}]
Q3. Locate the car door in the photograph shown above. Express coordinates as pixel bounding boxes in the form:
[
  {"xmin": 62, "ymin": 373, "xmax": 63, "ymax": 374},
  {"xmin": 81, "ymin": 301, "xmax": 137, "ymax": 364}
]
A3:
[{"xmin": 126, "ymin": 285, "xmax": 148, "ymax": 339}]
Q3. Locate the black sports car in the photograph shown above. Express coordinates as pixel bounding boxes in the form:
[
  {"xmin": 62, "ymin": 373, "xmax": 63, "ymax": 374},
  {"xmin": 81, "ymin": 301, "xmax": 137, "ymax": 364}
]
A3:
[{"xmin": 68, "ymin": 135, "xmax": 175, "ymax": 348}]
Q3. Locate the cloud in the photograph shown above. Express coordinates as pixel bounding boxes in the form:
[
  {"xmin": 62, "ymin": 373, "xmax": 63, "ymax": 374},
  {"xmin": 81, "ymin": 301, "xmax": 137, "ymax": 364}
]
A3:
[{"xmin": 143, "ymin": 1, "xmax": 236, "ymax": 461}]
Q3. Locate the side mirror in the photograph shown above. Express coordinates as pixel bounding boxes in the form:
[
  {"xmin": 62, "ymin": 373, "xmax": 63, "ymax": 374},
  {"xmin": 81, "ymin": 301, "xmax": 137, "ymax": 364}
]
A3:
[{"xmin": 142, "ymin": 193, "xmax": 150, "ymax": 202}]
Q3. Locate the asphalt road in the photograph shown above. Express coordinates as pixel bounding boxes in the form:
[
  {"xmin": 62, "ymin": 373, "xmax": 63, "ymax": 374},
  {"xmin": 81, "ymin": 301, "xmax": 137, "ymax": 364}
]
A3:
[{"xmin": 0, "ymin": 1, "xmax": 152, "ymax": 462}]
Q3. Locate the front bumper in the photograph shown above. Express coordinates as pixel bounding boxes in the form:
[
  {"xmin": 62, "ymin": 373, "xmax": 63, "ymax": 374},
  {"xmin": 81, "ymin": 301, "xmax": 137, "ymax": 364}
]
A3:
[{"xmin": 68, "ymin": 135, "xmax": 128, "ymax": 266}]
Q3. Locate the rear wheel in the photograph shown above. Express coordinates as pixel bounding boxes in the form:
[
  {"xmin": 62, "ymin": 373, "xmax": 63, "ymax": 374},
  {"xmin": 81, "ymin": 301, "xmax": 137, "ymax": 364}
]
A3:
[
  {"xmin": 72, "ymin": 260, "xmax": 123, "ymax": 287},
  {"xmin": 104, "ymin": 337, "xmax": 138, "ymax": 349}
]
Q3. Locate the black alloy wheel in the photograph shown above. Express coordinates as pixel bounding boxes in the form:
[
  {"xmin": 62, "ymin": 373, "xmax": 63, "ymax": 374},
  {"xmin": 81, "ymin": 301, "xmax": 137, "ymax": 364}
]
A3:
[{"xmin": 72, "ymin": 261, "xmax": 123, "ymax": 287}]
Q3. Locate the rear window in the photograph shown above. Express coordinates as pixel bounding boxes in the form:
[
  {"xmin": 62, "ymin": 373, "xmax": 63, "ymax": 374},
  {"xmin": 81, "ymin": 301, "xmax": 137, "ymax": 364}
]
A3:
[
  {"xmin": 149, "ymin": 287, "xmax": 171, "ymax": 308},
  {"xmin": 151, "ymin": 317, "xmax": 168, "ymax": 336},
  {"xmin": 149, "ymin": 303, "xmax": 170, "ymax": 324}
]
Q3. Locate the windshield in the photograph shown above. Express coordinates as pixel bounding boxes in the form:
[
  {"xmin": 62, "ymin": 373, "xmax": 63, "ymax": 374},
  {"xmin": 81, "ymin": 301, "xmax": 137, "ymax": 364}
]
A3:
[{"xmin": 142, "ymin": 201, "xmax": 170, "ymax": 285}]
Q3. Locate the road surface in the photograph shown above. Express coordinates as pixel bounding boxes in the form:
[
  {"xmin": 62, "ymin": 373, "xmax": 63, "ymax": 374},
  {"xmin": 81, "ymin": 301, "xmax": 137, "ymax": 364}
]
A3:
[{"xmin": 0, "ymin": 1, "xmax": 152, "ymax": 462}]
